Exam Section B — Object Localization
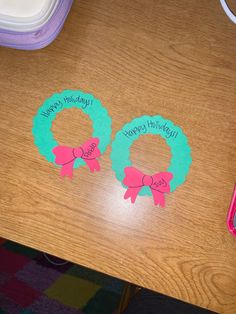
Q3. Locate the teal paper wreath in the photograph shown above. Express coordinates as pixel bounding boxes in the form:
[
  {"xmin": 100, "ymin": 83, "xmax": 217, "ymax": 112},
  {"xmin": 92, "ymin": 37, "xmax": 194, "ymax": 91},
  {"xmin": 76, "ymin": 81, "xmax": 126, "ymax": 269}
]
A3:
[
  {"xmin": 32, "ymin": 90, "xmax": 112, "ymax": 168},
  {"xmin": 111, "ymin": 115, "xmax": 192, "ymax": 196}
]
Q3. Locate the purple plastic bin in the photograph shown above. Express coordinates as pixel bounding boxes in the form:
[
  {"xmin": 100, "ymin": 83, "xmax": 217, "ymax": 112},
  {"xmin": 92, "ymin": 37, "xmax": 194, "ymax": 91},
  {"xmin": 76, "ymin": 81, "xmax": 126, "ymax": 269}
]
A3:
[{"xmin": 0, "ymin": 0, "xmax": 73, "ymax": 50}]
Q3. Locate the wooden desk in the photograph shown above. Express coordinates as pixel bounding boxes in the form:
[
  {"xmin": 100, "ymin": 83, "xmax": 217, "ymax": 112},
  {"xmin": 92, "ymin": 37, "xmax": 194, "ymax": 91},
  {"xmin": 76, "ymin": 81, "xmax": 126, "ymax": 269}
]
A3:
[{"xmin": 0, "ymin": 0, "xmax": 235, "ymax": 313}]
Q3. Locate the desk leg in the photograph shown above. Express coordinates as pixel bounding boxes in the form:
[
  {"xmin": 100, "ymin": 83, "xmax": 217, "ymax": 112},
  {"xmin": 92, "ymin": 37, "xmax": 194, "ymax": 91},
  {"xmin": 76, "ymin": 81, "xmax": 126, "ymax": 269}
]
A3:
[{"xmin": 117, "ymin": 283, "xmax": 140, "ymax": 313}]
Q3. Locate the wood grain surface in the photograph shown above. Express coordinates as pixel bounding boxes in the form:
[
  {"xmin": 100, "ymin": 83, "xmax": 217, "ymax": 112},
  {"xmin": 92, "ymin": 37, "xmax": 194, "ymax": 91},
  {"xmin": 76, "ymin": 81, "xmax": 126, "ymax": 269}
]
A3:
[{"xmin": 0, "ymin": 0, "xmax": 236, "ymax": 313}]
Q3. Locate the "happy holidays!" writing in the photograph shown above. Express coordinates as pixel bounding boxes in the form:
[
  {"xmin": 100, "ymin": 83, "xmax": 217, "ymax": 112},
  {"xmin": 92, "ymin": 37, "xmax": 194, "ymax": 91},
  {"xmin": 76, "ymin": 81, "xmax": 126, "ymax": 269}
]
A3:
[
  {"xmin": 40, "ymin": 96, "xmax": 93, "ymax": 118},
  {"xmin": 123, "ymin": 119, "xmax": 178, "ymax": 139}
]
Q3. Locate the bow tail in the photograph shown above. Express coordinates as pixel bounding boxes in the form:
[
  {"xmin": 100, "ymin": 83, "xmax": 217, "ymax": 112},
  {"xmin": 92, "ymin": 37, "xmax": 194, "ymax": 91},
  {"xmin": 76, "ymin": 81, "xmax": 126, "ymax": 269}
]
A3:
[
  {"xmin": 124, "ymin": 187, "xmax": 142, "ymax": 204},
  {"xmin": 151, "ymin": 189, "xmax": 165, "ymax": 207},
  {"xmin": 84, "ymin": 159, "xmax": 100, "ymax": 172},
  {"xmin": 60, "ymin": 161, "xmax": 75, "ymax": 178}
]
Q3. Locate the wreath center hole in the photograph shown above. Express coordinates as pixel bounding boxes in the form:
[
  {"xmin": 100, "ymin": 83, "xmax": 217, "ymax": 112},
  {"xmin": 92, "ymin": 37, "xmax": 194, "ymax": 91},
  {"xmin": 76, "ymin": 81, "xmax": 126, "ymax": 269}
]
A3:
[
  {"xmin": 52, "ymin": 108, "xmax": 93, "ymax": 147},
  {"xmin": 130, "ymin": 134, "xmax": 171, "ymax": 174}
]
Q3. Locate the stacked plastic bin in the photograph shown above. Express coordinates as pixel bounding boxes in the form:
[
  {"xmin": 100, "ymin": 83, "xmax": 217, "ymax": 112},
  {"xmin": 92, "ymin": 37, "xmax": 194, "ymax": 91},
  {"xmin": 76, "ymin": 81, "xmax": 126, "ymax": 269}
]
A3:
[{"xmin": 0, "ymin": 0, "xmax": 73, "ymax": 50}]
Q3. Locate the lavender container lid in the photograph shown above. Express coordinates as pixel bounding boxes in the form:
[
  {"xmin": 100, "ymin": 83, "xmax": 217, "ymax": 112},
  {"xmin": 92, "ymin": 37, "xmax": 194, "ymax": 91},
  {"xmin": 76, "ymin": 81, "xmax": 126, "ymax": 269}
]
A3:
[{"xmin": 0, "ymin": 0, "xmax": 73, "ymax": 50}]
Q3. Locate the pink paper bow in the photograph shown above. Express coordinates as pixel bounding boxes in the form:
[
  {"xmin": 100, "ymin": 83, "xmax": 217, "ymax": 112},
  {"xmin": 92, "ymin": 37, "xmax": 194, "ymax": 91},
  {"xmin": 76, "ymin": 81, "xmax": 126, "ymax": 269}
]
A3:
[
  {"xmin": 123, "ymin": 167, "xmax": 173, "ymax": 207},
  {"xmin": 52, "ymin": 138, "xmax": 101, "ymax": 178}
]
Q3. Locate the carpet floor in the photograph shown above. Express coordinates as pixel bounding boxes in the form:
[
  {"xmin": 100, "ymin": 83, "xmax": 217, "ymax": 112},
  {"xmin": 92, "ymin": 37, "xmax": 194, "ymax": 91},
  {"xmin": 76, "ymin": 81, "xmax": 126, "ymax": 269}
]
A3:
[{"xmin": 0, "ymin": 238, "xmax": 123, "ymax": 314}]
